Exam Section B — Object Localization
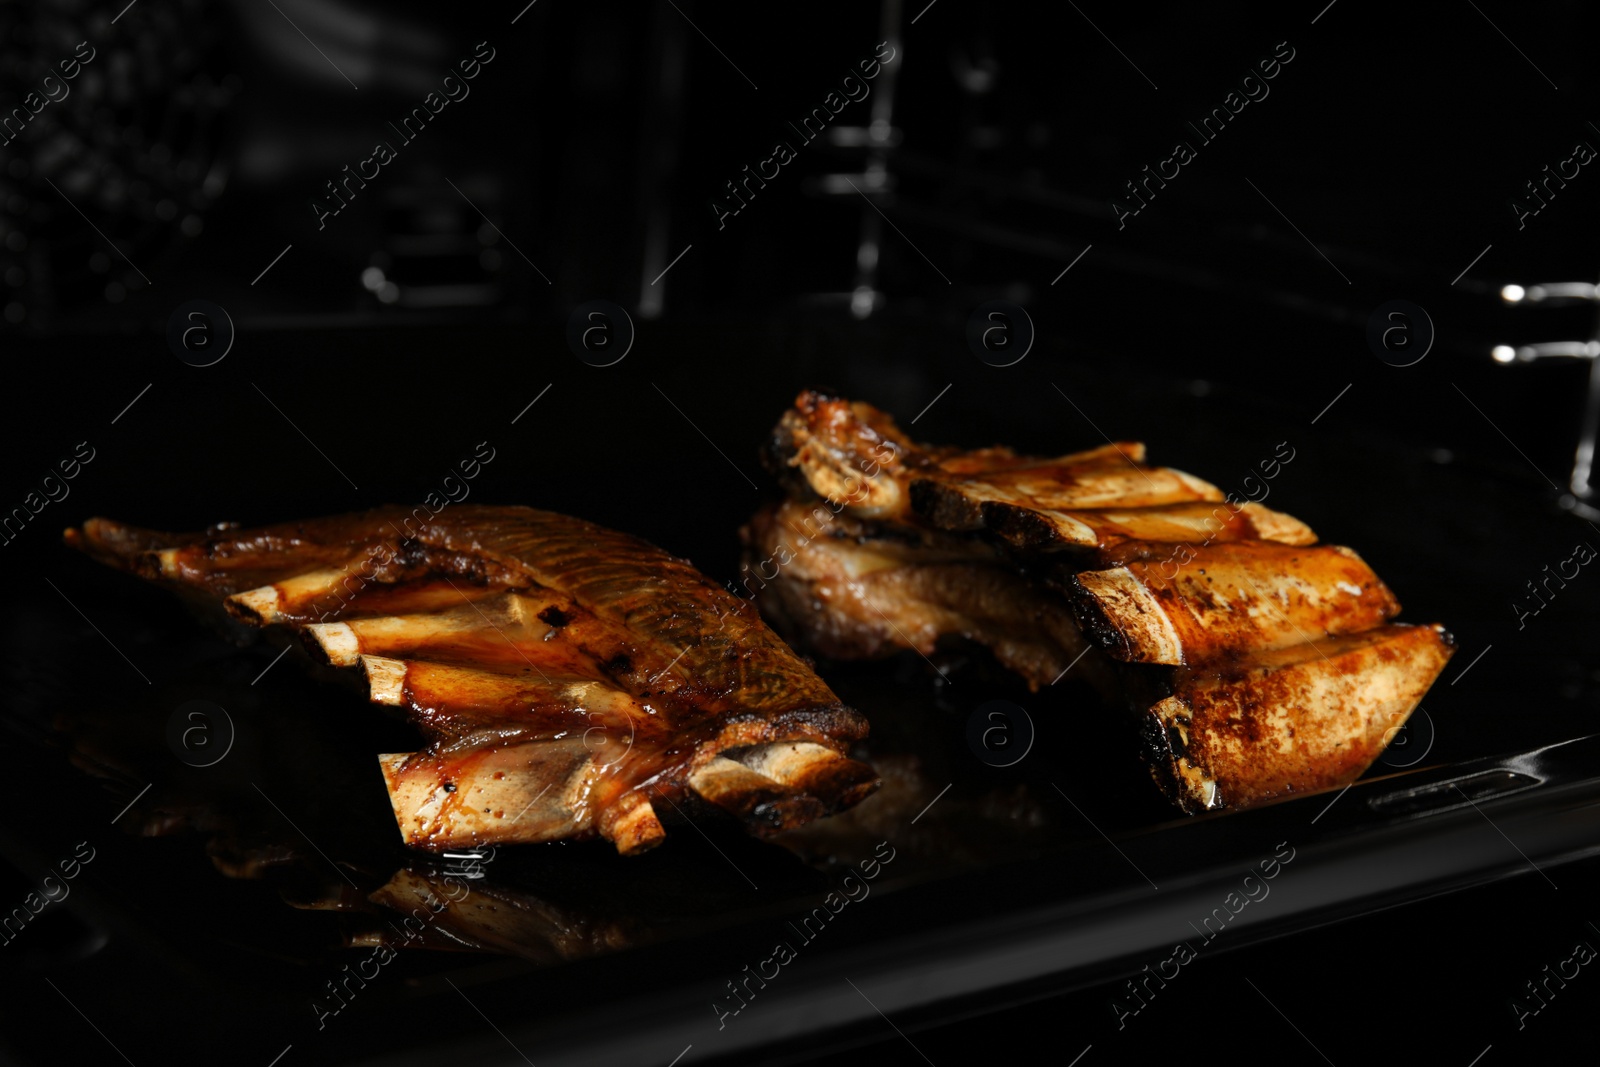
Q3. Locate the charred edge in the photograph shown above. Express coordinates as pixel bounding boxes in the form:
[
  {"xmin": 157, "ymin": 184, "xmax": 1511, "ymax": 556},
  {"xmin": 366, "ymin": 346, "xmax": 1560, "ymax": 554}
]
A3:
[
  {"xmin": 1137, "ymin": 708, "xmax": 1183, "ymax": 807},
  {"xmin": 1061, "ymin": 575, "xmax": 1131, "ymax": 660},
  {"xmin": 358, "ymin": 536, "xmax": 529, "ymax": 593},
  {"xmin": 907, "ymin": 478, "xmax": 982, "ymax": 530},
  {"xmin": 131, "ymin": 549, "xmax": 176, "ymax": 581},
  {"xmin": 789, "ymin": 758, "xmax": 881, "ymax": 813},
  {"xmin": 224, "ymin": 588, "xmax": 278, "ymax": 625},
  {"xmin": 979, "ymin": 502, "xmax": 1058, "ymax": 547},
  {"xmin": 760, "ymin": 405, "xmax": 823, "ymax": 498},
  {"xmin": 736, "ymin": 702, "xmax": 869, "ymax": 744},
  {"xmin": 1136, "ymin": 705, "xmax": 1216, "ymax": 814},
  {"xmin": 747, "ymin": 794, "xmax": 830, "ymax": 834},
  {"xmin": 689, "ymin": 768, "xmax": 829, "ymax": 832},
  {"xmin": 299, "ymin": 625, "xmax": 336, "ymax": 665}
]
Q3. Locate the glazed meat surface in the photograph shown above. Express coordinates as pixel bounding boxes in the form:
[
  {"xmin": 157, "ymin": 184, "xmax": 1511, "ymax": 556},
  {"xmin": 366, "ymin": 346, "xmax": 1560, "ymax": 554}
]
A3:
[
  {"xmin": 69, "ymin": 506, "xmax": 879, "ymax": 854},
  {"xmin": 749, "ymin": 390, "xmax": 1454, "ymax": 814}
]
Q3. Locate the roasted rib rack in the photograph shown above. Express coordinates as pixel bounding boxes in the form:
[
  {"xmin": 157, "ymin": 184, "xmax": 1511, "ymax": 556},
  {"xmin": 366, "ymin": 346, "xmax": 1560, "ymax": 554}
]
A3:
[
  {"xmin": 742, "ymin": 390, "xmax": 1454, "ymax": 813},
  {"xmin": 68, "ymin": 506, "xmax": 879, "ymax": 854}
]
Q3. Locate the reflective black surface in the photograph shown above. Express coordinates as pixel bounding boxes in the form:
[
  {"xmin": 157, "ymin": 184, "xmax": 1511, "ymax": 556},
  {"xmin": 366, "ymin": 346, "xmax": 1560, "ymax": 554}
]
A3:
[
  {"xmin": 6, "ymin": 0, "xmax": 1600, "ymax": 1062},
  {"xmin": 4, "ymin": 317, "xmax": 1600, "ymax": 1065}
]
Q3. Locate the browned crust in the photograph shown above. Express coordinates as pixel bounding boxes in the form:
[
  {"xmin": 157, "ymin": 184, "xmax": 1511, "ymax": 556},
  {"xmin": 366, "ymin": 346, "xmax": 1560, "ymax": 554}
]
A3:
[
  {"xmin": 750, "ymin": 391, "xmax": 1456, "ymax": 817},
  {"xmin": 1064, "ymin": 541, "xmax": 1401, "ymax": 666},
  {"xmin": 68, "ymin": 506, "xmax": 880, "ymax": 853},
  {"xmin": 1143, "ymin": 624, "xmax": 1456, "ymax": 812}
]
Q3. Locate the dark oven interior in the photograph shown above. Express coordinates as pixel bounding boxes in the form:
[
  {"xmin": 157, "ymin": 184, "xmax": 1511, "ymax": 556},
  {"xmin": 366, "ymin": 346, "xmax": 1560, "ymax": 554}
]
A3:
[{"xmin": 4, "ymin": 2, "xmax": 1600, "ymax": 1064}]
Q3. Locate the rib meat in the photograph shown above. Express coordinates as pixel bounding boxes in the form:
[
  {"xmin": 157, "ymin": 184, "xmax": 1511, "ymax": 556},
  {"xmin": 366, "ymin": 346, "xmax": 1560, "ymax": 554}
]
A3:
[
  {"xmin": 747, "ymin": 390, "xmax": 1454, "ymax": 813},
  {"xmin": 742, "ymin": 497, "xmax": 1099, "ymax": 690},
  {"xmin": 68, "ymin": 506, "xmax": 879, "ymax": 854},
  {"xmin": 1143, "ymin": 624, "xmax": 1454, "ymax": 810}
]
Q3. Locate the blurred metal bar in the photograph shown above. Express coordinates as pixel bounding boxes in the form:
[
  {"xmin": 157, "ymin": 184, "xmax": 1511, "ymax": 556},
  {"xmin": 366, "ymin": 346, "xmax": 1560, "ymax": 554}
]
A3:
[
  {"xmin": 637, "ymin": 1, "xmax": 690, "ymax": 319},
  {"xmin": 1490, "ymin": 275, "xmax": 1600, "ymax": 512},
  {"xmin": 1500, "ymin": 281, "xmax": 1600, "ymax": 305}
]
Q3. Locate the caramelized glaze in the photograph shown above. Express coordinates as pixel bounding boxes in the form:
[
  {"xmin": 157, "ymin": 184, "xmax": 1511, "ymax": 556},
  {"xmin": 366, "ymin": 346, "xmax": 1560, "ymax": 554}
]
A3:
[{"xmin": 68, "ymin": 506, "xmax": 879, "ymax": 853}]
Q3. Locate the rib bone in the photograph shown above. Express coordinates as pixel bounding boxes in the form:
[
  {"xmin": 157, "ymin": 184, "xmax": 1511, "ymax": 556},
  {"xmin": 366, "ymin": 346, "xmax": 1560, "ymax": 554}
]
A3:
[
  {"xmin": 1066, "ymin": 542, "xmax": 1401, "ymax": 665},
  {"xmin": 69, "ymin": 506, "xmax": 880, "ymax": 854},
  {"xmin": 1143, "ymin": 624, "xmax": 1455, "ymax": 812},
  {"xmin": 751, "ymin": 390, "xmax": 1455, "ymax": 813},
  {"xmin": 911, "ymin": 461, "xmax": 1223, "ymax": 531},
  {"xmin": 982, "ymin": 499, "xmax": 1316, "ymax": 551}
]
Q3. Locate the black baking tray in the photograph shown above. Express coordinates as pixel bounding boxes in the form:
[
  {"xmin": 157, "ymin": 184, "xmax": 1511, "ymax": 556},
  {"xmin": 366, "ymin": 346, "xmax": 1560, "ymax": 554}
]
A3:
[{"xmin": 3, "ymin": 319, "xmax": 1597, "ymax": 1066}]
